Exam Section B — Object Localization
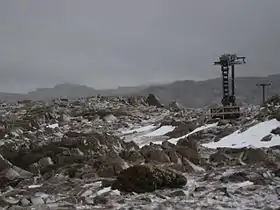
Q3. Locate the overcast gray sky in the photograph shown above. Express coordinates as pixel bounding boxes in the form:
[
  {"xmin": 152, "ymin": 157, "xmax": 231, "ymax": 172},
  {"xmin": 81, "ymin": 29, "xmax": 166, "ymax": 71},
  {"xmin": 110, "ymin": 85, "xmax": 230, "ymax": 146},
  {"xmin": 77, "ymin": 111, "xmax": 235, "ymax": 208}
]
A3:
[{"xmin": 0, "ymin": 0, "xmax": 279, "ymax": 92}]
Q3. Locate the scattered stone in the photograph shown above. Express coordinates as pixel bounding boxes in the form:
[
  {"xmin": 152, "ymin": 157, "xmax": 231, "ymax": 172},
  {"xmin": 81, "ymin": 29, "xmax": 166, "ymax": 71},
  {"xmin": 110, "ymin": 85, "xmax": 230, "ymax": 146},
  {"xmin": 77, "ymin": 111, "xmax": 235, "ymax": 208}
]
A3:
[
  {"xmin": 167, "ymin": 101, "xmax": 183, "ymax": 112},
  {"xmin": 165, "ymin": 149, "xmax": 182, "ymax": 164},
  {"xmin": 176, "ymin": 147, "xmax": 201, "ymax": 165},
  {"xmin": 182, "ymin": 158, "xmax": 205, "ymax": 173},
  {"xmin": 71, "ymin": 148, "xmax": 84, "ymax": 156},
  {"xmin": 20, "ymin": 198, "xmax": 30, "ymax": 207},
  {"xmin": 210, "ymin": 148, "xmax": 268, "ymax": 165},
  {"xmin": 93, "ymin": 196, "xmax": 109, "ymax": 205},
  {"xmin": 261, "ymin": 134, "xmax": 272, "ymax": 142},
  {"xmin": 214, "ymin": 127, "xmax": 236, "ymax": 142},
  {"xmin": 30, "ymin": 196, "xmax": 45, "ymax": 205},
  {"xmin": 146, "ymin": 94, "xmax": 164, "ymax": 108},
  {"xmin": 97, "ymin": 155, "xmax": 129, "ymax": 177},
  {"xmin": 217, "ymin": 120, "xmax": 230, "ymax": 126},
  {"xmin": 176, "ymin": 136, "xmax": 199, "ymax": 151},
  {"xmin": 161, "ymin": 140, "xmax": 175, "ymax": 149},
  {"xmin": 103, "ymin": 114, "xmax": 118, "ymax": 123},
  {"xmin": 210, "ymin": 151, "xmax": 232, "ymax": 163},
  {"xmin": 168, "ymin": 190, "xmax": 186, "ymax": 197},
  {"xmin": 4, "ymin": 168, "xmax": 21, "ymax": 181},
  {"xmin": 271, "ymin": 127, "xmax": 280, "ymax": 135},
  {"xmin": 101, "ymin": 178, "xmax": 116, "ymax": 187},
  {"xmin": 220, "ymin": 171, "xmax": 249, "ymax": 183},
  {"xmin": 149, "ymin": 150, "xmax": 170, "ymax": 163},
  {"xmin": 165, "ymin": 123, "xmax": 196, "ymax": 138},
  {"xmin": 38, "ymin": 157, "xmax": 54, "ymax": 169},
  {"xmin": 120, "ymin": 150, "xmax": 143, "ymax": 163}
]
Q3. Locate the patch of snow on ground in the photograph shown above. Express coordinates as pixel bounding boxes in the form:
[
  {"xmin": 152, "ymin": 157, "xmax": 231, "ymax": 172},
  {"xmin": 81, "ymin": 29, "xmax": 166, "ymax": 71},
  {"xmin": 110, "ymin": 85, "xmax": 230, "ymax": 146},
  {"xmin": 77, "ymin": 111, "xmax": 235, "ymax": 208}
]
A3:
[
  {"xmin": 143, "ymin": 126, "xmax": 175, "ymax": 137},
  {"xmin": 138, "ymin": 123, "xmax": 218, "ymax": 147},
  {"xmin": 121, "ymin": 125, "xmax": 156, "ymax": 135},
  {"xmin": 203, "ymin": 119, "xmax": 280, "ymax": 149},
  {"xmin": 168, "ymin": 123, "xmax": 218, "ymax": 145},
  {"xmin": 47, "ymin": 123, "xmax": 59, "ymax": 129},
  {"xmin": 96, "ymin": 187, "xmax": 111, "ymax": 195}
]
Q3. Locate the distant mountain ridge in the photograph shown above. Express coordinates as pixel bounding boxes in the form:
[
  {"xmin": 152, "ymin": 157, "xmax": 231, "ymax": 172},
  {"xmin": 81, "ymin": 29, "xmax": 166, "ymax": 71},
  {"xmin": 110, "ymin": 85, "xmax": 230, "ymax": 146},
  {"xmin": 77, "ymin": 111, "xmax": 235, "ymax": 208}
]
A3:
[{"xmin": 0, "ymin": 74, "xmax": 280, "ymax": 107}]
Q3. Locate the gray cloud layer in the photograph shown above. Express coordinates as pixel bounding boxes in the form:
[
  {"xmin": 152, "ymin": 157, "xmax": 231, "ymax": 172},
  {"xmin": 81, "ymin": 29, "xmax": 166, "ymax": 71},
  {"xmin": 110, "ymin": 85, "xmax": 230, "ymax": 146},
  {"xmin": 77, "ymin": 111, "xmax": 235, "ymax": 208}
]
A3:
[{"xmin": 0, "ymin": 0, "xmax": 280, "ymax": 92}]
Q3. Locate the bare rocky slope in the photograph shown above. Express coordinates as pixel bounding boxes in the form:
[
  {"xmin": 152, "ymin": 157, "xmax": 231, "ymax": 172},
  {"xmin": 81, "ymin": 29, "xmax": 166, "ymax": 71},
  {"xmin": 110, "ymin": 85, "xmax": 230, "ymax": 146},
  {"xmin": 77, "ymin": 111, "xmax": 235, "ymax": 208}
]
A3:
[{"xmin": 0, "ymin": 95, "xmax": 280, "ymax": 209}]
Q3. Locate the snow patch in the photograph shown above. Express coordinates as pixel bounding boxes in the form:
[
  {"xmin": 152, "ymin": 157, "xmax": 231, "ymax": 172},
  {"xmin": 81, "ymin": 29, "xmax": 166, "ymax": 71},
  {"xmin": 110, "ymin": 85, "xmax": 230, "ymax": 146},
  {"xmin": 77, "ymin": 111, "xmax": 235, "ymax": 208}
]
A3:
[
  {"xmin": 121, "ymin": 125, "xmax": 156, "ymax": 135},
  {"xmin": 143, "ymin": 126, "xmax": 175, "ymax": 137},
  {"xmin": 47, "ymin": 123, "xmax": 59, "ymax": 129},
  {"xmin": 168, "ymin": 123, "xmax": 218, "ymax": 145},
  {"xmin": 138, "ymin": 123, "xmax": 218, "ymax": 147},
  {"xmin": 203, "ymin": 119, "xmax": 280, "ymax": 149}
]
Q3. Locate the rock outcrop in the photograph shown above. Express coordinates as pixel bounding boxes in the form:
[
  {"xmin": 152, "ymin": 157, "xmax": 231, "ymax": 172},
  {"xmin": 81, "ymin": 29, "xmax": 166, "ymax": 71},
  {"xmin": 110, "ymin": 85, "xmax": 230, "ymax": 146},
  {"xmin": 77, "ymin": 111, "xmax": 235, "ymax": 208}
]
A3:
[
  {"xmin": 111, "ymin": 164, "xmax": 187, "ymax": 193},
  {"xmin": 146, "ymin": 94, "xmax": 164, "ymax": 108}
]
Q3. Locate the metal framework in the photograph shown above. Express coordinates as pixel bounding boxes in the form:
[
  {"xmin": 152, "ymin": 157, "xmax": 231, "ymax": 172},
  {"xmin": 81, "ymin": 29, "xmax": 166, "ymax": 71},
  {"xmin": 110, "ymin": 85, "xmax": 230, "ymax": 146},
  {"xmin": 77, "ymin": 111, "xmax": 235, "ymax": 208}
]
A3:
[
  {"xmin": 214, "ymin": 54, "xmax": 246, "ymax": 106},
  {"xmin": 256, "ymin": 82, "xmax": 271, "ymax": 104},
  {"xmin": 210, "ymin": 54, "xmax": 246, "ymax": 119}
]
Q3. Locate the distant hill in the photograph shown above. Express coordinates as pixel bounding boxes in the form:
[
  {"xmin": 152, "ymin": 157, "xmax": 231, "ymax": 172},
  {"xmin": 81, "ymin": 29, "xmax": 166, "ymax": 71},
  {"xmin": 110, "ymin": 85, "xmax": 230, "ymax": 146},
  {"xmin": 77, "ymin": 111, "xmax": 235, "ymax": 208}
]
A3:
[
  {"xmin": 0, "ymin": 75, "xmax": 280, "ymax": 107},
  {"xmin": 137, "ymin": 74, "xmax": 280, "ymax": 107}
]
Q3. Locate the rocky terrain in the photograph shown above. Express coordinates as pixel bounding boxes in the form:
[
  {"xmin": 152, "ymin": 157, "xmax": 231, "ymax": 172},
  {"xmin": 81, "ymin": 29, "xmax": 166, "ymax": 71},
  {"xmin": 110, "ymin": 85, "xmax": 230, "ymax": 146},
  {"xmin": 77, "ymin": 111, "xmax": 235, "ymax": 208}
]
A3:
[{"xmin": 0, "ymin": 94, "xmax": 280, "ymax": 209}]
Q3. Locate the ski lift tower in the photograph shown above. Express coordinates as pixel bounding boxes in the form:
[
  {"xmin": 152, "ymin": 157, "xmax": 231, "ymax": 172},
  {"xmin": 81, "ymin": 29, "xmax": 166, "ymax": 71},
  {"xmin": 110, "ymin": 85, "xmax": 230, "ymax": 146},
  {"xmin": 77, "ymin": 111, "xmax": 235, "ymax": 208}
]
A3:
[{"xmin": 210, "ymin": 53, "xmax": 246, "ymax": 119}]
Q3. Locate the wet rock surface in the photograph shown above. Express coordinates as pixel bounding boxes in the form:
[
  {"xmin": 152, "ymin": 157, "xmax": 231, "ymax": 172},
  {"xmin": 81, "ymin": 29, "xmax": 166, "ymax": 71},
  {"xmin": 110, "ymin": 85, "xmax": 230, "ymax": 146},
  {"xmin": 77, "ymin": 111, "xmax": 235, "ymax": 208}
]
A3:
[{"xmin": 0, "ymin": 96, "xmax": 279, "ymax": 209}]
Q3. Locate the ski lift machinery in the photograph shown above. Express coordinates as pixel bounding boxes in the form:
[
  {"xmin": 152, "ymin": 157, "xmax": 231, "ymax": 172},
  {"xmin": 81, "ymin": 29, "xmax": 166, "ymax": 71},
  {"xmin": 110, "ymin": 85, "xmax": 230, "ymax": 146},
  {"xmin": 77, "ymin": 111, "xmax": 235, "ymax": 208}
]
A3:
[{"xmin": 210, "ymin": 54, "xmax": 246, "ymax": 119}]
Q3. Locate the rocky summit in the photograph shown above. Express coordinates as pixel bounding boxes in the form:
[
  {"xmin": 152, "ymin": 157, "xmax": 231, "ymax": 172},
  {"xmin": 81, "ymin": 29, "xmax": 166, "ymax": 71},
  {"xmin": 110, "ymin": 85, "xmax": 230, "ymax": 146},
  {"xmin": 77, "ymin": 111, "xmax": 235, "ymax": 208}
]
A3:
[{"xmin": 0, "ymin": 95, "xmax": 280, "ymax": 209}]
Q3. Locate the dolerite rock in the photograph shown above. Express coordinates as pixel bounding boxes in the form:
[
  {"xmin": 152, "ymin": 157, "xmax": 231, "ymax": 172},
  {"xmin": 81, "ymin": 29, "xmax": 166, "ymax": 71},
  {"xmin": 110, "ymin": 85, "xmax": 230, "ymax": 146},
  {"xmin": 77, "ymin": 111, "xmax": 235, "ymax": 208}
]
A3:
[
  {"xmin": 165, "ymin": 123, "xmax": 197, "ymax": 139},
  {"xmin": 209, "ymin": 151, "xmax": 232, "ymax": 163},
  {"xmin": 165, "ymin": 149, "xmax": 182, "ymax": 164},
  {"xmin": 210, "ymin": 147, "xmax": 268, "ymax": 165},
  {"xmin": 140, "ymin": 144, "xmax": 162, "ymax": 159},
  {"xmin": 148, "ymin": 150, "xmax": 170, "ymax": 163},
  {"xmin": 176, "ymin": 136, "xmax": 199, "ymax": 151},
  {"xmin": 96, "ymin": 155, "xmax": 129, "ymax": 177},
  {"xmin": 271, "ymin": 110, "xmax": 280, "ymax": 121},
  {"xmin": 220, "ymin": 170, "xmax": 266, "ymax": 185},
  {"xmin": 146, "ymin": 94, "xmax": 163, "ymax": 108},
  {"xmin": 169, "ymin": 190, "xmax": 186, "ymax": 197},
  {"xmin": 220, "ymin": 171, "xmax": 249, "ymax": 183},
  {"xmin": 38, "ymin": 157, "xmax": 54, "ymax": 169},
  {"xmin": 103, "ymin": 114, "xmax": 117, "ymax": 123},
  {"xmin": 161, "ymin": 140, "xmax": 175, "ymax": 149},
  {"xmin": 217, "ymin": 120, "xmax": 230, "ymax": 126},
  {"xmin": 214, "ymin": 127, "xmax": 236, "ymax": 142},
  {"xmin": 182, "ymin": 157, "xmax": 205, "ymax": 173},
  {"xmin": 261, "ymin": 134, "xmax": 272, "ymax": 142},
  {"xmin": 276, "ymin": 112, "xmax": 280, "ymax": 121},
  {"xmin": 119, "ymin": 149, "xmax": 143, "ymax": 163},
  {"xmin": 274, "ymin": 168, "xmax": 280, "ymax": 177},
  {"xmin": 176, "ymin": 147, "xmax": 201, "ymax": 165},
  {"xmin": 0, "ymin": 154, "xmax": 12, "ymax": 171},
  {"xmin": 124, "ymin": 141, "xmax": 140, "ymax": 151},
  {"xmin": 241, "ymin": 148, "xmax": 267, "ymax": 164},
  {"xmin": 111, "ymin": 164, "xmax": 187, "ymax": 193},
  {"xmin": 0, "ymin": 128, "xmax": 6, "ymax": 138},
  {"xmin": 168, "ymin": 101, "xmax": 182, "ymax": 112},
  {"xmin": 271, "ymin": 127, "xmax": 280, "ymax": 135}
]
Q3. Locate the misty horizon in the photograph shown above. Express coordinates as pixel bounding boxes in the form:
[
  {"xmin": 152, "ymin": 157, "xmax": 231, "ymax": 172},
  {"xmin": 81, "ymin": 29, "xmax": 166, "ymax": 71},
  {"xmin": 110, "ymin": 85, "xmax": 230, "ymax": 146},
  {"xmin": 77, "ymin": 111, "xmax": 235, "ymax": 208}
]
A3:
[{"xmin": 2, "ymin": 73, "xmax": 279, "ymax": 95}]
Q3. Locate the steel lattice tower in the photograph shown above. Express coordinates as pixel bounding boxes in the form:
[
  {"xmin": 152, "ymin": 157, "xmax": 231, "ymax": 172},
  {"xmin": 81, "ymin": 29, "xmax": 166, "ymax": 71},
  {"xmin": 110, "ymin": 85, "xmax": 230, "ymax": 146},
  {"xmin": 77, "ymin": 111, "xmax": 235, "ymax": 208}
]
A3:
[{"xmin": 214, "ymin": 54, "xmax": 246, "ymax": 106}]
